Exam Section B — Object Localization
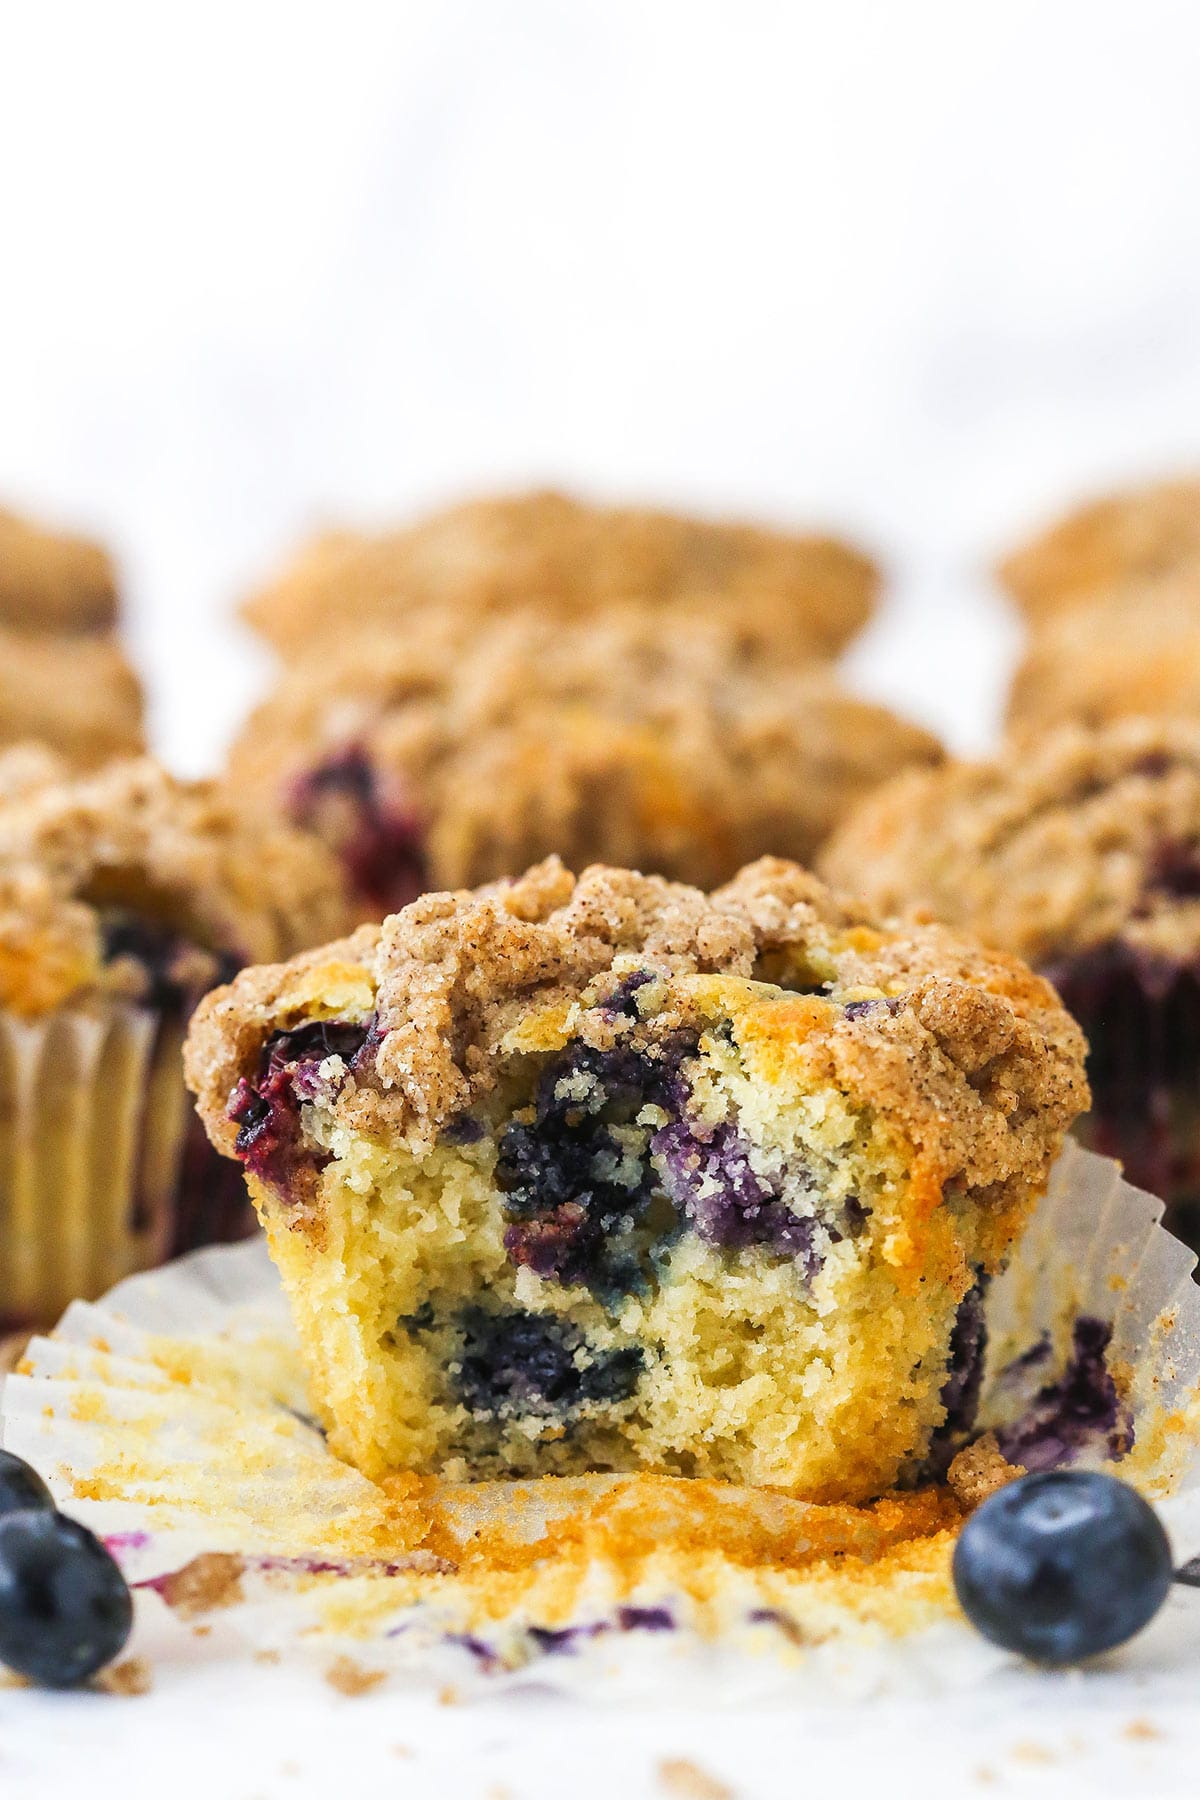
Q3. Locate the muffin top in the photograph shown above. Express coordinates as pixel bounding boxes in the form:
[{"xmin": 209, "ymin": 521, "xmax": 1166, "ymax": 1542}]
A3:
[
  {"xmin": 241, "ymin": 488, "xmax": 879, "ymax": 663},
  {"xmin": 1008, "ymin": 581, "xmax": 1200, "ymax": 731},
  {"xmin": 0, "ymin": 626, "xmax": 144, "ymax": 765},
  {"xmin": 0, "ymin": 753, "xmax": 352, "ymax": 1017},
  {"xmin": 228, "ymin": 611, "xmax": 942, "ymax": 895},
  {"xmin": 999, "ymin": 476, "xmax": 1200, "ymax": 620},
  {"xmin": 0, "ymin": 504, "xmax": 119, "ymax": 633},
  {"xmin": 822, "ymin": 718, "xmax": 1200, "ymax": 965},
  {"xmin": 186, "ymin": 854, "xmax": 1087, "ymax": 1200}
]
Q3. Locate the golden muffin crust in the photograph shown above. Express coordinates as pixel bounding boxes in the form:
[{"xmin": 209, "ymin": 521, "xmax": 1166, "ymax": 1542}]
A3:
[
  {"xmin": 241, "ymin": 488, "xmax": 879, "ymax": 663},
  {"xmin": 227, "ymin": 612, "xmax": 941, "ymax": 901},
  {"xmin": 0, "ymin": 504, "xmax": 118, "ymax": 633},
  {"xmin": 0, "ymin": 756, "xmax": 352, "ymax": 1017},
  {"xmin": 0, "ymin": 627, "xmax": 144, "ymax": 765},
  {"xmin": 187, "ymin": 853, "xmax": 1086, "ymax": 1182},
  {"xmin": 999, "ymin": 476, "xmax": 1200, "ymax": 620},
  {"xmin": 822, "ymin": 717, "xmax": 1200, "ymax": 966},
  {"xmin": 1008, "ymin": 581, "xmax": 1200, "ymax": 731}
]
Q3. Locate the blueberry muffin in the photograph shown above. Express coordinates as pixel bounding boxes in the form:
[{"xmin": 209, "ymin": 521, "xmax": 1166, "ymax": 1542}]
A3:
[
  {"xmin": 0, "ymin": 504, "xmax": 119, "ymax": 635},
  {"xmin": 0, "ymin": 626, "xmax": 144, "ymax": 765},
  {"xmin": 823, "ymin": 718, "xmax": 1200, "ymax": 1244},
  {"xmin": 185, "ymin": 857, "xmax": 1086, "ymax": 1500},
  {"xmin": 227, "ymin": 613, "xmax": 941, "ymax": 913},
  {"xmin": 1008, "ymin": 582, "xmax": 1200, "ymax": 731},
  {"xmin": 999, "ymin": 477, "xmax": 1200, "ymax": 620},
  {"xmin": 241, "ymin": 489, "xmax": 879, "ymax": 665},
  {"xmin": 0, "ymin": 753, "xmax": 351, "ymax": 1328}
]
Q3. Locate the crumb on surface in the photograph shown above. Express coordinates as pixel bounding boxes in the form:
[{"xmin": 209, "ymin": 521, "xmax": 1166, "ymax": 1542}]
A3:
[
  {"xmin": 324, "ymin": 1654, "xmax": 386, "ymax": 1696},
  {"xmin": 155, "ymin": 1551, "xmax": 246, "ymax": 1618},
  {"xmin": 1123, "ymin": 1717, "xmax": 1165, "ymax": 1741},
  {"xmin": 657, "ymin": 1759, "xmax": 734, "ymax": 1800},
  {"xmin": 97, "ymin": 1657, "xmax": 153, "ymax": 1696},
  {"xmin": 947, "ymin": 1433, "xmax": 1025, "ymax": 1507},
  {"xmin": 1011, "ymin": 1741, "xmax": 1057, "ymax": 1764}
]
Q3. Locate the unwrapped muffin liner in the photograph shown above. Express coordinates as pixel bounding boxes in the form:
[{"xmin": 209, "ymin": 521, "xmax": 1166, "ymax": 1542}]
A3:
[
  {"xmin": 0, "ymin": 1003, "xmax": 195, "ymax": 1328},
  {"xmin": 5, "ymin": 1141, "xmax": 1200, "ymax": 1699}
]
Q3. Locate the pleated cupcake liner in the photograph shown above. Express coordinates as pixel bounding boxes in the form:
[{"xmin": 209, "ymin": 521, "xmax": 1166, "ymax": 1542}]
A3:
[
  {"xmin": 0, "ymin": 1003, "xmax": 193, "ymax": 1328},
  {"xmin": 3, "ymin": 1140, "xmax": 1200, "ymax": 1700}
]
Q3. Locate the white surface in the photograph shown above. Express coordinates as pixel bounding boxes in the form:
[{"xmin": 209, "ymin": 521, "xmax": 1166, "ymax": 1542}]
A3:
[{"xmin": 2, "ymin": 2, "xmax": 1200, "ymax": 1793}]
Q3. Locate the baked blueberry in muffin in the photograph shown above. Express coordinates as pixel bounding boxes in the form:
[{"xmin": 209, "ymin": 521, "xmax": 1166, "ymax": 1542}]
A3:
[
  {"xmin": 1008, "ymin": 582, "xmax": 1200, "ymax": 733},
  {"xmin": 823, "ymin": 718, "xmax": 1200, "ymax": 1246},
  {"xmin": 999, "ymin": 475, "xmax": 1200, "ymax": 621},
  {"xmin": 241, "ymin": 488, "xmax": 879, "ymax": 666},
  {"xmin": 227, "ymin": 612, "xmax": 942, "ymax": 911},
  {"xmin": 0, "ymin": 752, "xmax": 350, "ymax": 1327},
  {"xmin": 185, "ymin": 857, "xmax": 1086, "ymax": 1500},
  {"xmin": 0, "ymin": 503, "xmax": 118, "ymax": 635}
]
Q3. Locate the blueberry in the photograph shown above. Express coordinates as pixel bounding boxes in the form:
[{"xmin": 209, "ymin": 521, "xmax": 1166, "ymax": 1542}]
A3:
[
  {"xmin": 0, "ymin": 1450, "xmax": 54, "ymax": 1518},
  {"xmin": 0, "ymin": 1512, "xmax": 133, "ymax": 1686},
  {"xmin": 953, "ymin": 1470, "xmax": 1173, "ymax": 1665}
]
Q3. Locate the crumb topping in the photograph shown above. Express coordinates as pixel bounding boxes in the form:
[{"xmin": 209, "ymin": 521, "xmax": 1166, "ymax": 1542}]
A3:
[
  {"xmin": 822, "ymin": 717, "xmax": 1200, "ymax": 964},
  {"xmin": 229, "ymin": 611, "xmax": 942, "ymax": 893},
  {"xmin": 241, "ymin": 488, "xmax": 879, "ymax": 663},
  {"xmin": 0, "ymin": 756, "xmax": 352, "ymax": 1014},
  {"xmin": 186, "ymin": 855, "xmax": 1087, "ymax": 1208},
  {"xmin": 0, "ymin": 503, "xmax": 118, "ymax": 632},
  {"xmin": 1008, "ymin": 581, "xmax": 1200, "ymax": 731},
  {"xmin": 999, "ymin": 476, "xmax": 1200, "ymax": 618},
  {"xmin": 0, "ymin": 627, "xmax": 144, "ymax": 764}
]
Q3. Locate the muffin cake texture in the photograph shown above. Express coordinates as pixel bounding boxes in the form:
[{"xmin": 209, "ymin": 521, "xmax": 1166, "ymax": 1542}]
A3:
[
  {"xmin": 185, "ymin": 857, "xmax": 1087, "ymax": 1501},
  {"xmin": 0, "ymin": 753, "xmax": 350, "ymax": 1327},
  {"xmin": 822, "ymin": 718, "xmax": 1200, "ymax": 1243},
  {"xmin": 242, "ymin": 489, "xmax": 879, "ymax": 664},
  {"xmin": 0, "ymin": 626, "xmax": 144, "ymax": 765},
  {"xmin": 999, "ymin": 476, "xmax": 1200, "ymax": 620},
  {"xmin": 227, "ymin": 613, "xmax": 942, "ymax": 912},
  {"xmin": 0, "ymin": 504, "xmax": 119, "ymax": 634},
  {"xmin": 1008, "ymin": 583, "xmax": 1200, "ymax": 732}
]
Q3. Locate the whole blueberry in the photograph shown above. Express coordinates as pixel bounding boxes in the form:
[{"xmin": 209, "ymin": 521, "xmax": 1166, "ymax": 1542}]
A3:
[
  {"xmin": 953, "ymin": 1470, "xmax": 1173, "ymax": 1665},
  {"xmin": 0, "ymin": 1450, "xmax": 54, "ymax": 1518},
  {"xmin": 0, "ymin": 1512, "xmax": 133, "ymax": 1686}
]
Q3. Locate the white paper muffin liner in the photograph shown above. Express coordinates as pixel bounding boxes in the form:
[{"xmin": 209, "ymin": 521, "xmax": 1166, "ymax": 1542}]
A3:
[
  {"xmin": 0, "ymin": 1003, "xmax": 193, "ymax": 1327},
  {"xmin": 5, "ymin": 1140, "xmax": 1200, "ymax": 1700}
]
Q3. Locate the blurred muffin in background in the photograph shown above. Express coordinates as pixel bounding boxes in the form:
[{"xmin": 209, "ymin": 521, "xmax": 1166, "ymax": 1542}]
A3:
[
  {"xmin": 242, "ymin": 488, "xmax": 879, "ymax": 665},
  {"xmin": 0, "ymin": 751, "xmax": 351, "ymax": 1327},
  {"xmin": 0, "ymin": 625, "xmax": 144, "ymax": 765},
  {"xmin": 0, "ymin": 502, "xmax": 119, "ymax": 634},
  {"xmin": 227, "ymin": 611, "xmax": 942, "ymax": 912},
  {"xmin": 999, "ymin": 475, "xmax": 1200, "ymax": 620},
  {"xmin": 821, "ymin": 718, "xmax": 1200, "ymax": 1248},
  {"xmin": 1008, "ymin": 581, "xmax": 1200, "ymax": 732}
]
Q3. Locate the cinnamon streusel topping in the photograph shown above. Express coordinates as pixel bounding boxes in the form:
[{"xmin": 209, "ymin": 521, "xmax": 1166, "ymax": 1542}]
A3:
[
  {"xmin": 0, "ymin": 504, "xmax": 119, "ymax": 633},
  {"xmin": 822, "ymin": 718, "xmax": 1200, "ymax": 965},
  {"xmin": 999, "ymin": 476, "xmax": 1200, "ymax": 619},
  {"xmin": 242, "ymin": 489, "xmax": 879, "ymax": 663}
]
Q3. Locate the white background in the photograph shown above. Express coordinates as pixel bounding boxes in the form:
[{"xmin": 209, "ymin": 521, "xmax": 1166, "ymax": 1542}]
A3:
[
  {"xmin": 4, "ymin": 1, "xmax": 1200, "ymax": 771},
  {"xmin": 3, "ymin": 2, "xmax": 1200, "ymax": 1792}
]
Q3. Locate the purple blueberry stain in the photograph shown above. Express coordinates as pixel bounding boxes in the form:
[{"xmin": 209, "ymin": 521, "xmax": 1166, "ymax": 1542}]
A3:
[
  {"xmin": 616, "ymin": 1605, "xmax": 674, "ymax": 1632},
  {"xmin": 495, "ymin": 1036, "xmax": 692, "ymax": 1292},
  {"xmin": 229, "ymin": 1016, "xmax": 378, "ymax": 1202},
  {"xmin": 995, "ymin": 1317, "xmax": 1134, "ymax": 1473},
  {"xmin": 923, "ymin": 1277, "xmax": 989, "ymax": 1477},
  {"xmin": 651, "ymin": 1116, "xmax": 825, "ymax": 1269},
  {"xmin": 449, "ymin": 1305, "xmax": 643, "ymax": 1421},
  {"xmin": 288, "ymin": 743, "xmax": 428, "ymax": 914},
  {"xmin": 1041, "ymin": 936, "xmax": 1200, "ymax": 1248}
]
